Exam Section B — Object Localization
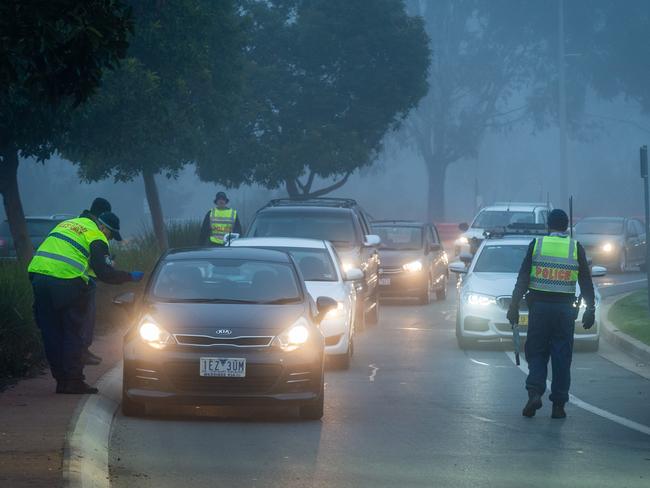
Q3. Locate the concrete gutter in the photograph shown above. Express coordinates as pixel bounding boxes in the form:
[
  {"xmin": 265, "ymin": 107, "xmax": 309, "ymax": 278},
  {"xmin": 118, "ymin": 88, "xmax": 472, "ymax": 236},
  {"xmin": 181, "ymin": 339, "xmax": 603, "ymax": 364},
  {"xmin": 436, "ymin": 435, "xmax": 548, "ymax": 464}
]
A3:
[
  {"xmin": 62, "ymin": 363, "xmax": 123, "ymax": 488},
  {"xmin": 600, "ymin": 293, "xmax": 650, "ymax": 365}
]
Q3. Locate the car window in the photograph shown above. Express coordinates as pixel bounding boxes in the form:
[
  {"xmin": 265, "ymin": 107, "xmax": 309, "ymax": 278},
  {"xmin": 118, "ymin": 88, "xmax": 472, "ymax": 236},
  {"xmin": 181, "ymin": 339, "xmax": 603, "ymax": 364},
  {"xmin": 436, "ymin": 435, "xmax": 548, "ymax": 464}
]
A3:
[
  {"xmin": 372, "ymin": 225, "xmax": 423, "ymax": 250},
  {"xmin": 538, "ymin": 211, "xmax": 548, "ymax": 224},
  {"xmin": 430, "ymin": 226, "xmax": 440, "ymax": 244},
  {"xmin": 248, "ymin": 212, "xmax": 359, "ymax": 246},
  {"xmin": 633, "ymin": 220, "xmax": 645, "ymax": 236},
  {"xmin": 27, "ymin": 220, "xmax": 61, "ymax": 237},
  {"xmin": 574, "ymin": 219, "xmax": 624, "ymax": 235},
  {"xmin": 473, "ymin": 245, "xmax": 529, "ymax": 273},
  {"xmin": 248, "ymin": 247, "xmax": 337, "ymax": 282},
  {"xmin": 472, "ymin": 211, "xmax": 535, "ymax": 228},
  {"xmin": 151, "ymin": 259, "xmax": 302, "ymax": 303}
]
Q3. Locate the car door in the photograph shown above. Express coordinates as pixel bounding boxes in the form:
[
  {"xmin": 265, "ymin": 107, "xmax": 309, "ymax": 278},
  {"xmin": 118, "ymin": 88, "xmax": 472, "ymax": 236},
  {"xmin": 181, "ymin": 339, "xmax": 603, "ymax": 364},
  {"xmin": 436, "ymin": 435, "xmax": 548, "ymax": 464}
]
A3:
[
  {"xmin": 356, "ymin": 212, "xmax": 379, "ymax": 297},
  {"xmin": 632, "ymin": 220, "xmax": 646, "ymax": 264},
  {"xmin": 429, "ymin": 225, "xmax": 446, "ymax": 282},
  {"xmin": 625, "ymin": 220, "xmax": 641, "ymax": 263}
]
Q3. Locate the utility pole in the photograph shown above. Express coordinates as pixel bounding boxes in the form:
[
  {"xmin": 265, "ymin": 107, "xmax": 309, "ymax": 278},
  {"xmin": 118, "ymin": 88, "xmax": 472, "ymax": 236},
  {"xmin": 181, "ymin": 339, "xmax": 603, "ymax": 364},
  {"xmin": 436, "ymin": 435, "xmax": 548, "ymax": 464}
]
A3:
[
  {"xmin": 640, "ymin": 146, "xmax": 650, "ymax": 312},
  {"xmin": 558, "ymin": 0, "xmax": 568, "ymax": 206}
]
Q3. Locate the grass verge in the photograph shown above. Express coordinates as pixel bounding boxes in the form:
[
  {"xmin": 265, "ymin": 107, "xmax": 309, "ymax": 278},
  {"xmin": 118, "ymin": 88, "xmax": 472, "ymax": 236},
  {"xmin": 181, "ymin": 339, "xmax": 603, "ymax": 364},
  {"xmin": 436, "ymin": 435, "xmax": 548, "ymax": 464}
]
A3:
[{"xmin": 608, "ymin": 289, "xmax": 650, "ymax": 346}]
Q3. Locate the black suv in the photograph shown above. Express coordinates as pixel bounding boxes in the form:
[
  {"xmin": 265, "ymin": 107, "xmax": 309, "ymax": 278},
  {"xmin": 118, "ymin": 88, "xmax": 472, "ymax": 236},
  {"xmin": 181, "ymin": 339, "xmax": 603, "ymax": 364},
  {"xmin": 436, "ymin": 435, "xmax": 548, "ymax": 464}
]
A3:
[
  {"xmin": 246, "ymin": 198, "xmax": 381, "ymax": 324},
  {"xmin": 0, "ymin": 215, "xmax": 75, "ymax": 258}
]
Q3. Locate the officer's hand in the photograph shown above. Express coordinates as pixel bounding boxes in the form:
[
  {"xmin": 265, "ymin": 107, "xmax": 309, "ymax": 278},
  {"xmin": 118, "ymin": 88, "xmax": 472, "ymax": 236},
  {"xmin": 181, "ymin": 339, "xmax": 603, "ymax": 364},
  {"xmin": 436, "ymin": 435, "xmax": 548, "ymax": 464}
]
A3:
[
  {"xmin": 582, "ymin": 307, "xmax": 596, "ymax": 329},
  {"xmin": 131, "ymin": 271, "xmax": 144, "ymax": 282},
  {"xmin": 507, "ymin": 304, "xmax": 519, "ymax": 325}
]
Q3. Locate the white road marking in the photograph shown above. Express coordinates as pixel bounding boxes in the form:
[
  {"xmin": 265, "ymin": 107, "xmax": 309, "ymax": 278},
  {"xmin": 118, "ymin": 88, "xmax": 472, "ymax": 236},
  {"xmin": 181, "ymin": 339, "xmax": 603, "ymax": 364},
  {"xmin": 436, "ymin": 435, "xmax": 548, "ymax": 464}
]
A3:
[
  {"xmin": 598, "ymin": 278, "xmax": 647, "ymax": 288},
  {"xmin": 470, "ymin": 414, "xmax": 496, "ymax": 423},
  {"xmin": 505, "ymin": 352, "xmax": 650, "ymax": 436},
  {"xmin": 368, "ymin": 364, "xmax": 379, "ymax": 382},
  {"xmin": 470, "ymin": 358, "xmax": 490, "ymax": 366}
]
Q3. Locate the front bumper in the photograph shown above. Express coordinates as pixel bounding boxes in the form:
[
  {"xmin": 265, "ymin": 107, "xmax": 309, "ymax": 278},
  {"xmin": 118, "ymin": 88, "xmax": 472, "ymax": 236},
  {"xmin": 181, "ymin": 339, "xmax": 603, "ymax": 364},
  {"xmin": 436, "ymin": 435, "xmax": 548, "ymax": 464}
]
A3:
[
  {"xmin": 378, "ymin": 269, "xmax": 428, "ymax": 297},
  {"xmin": 458, "ymin": 300, "xmax": 600, "ymax": 342},
  {"xmin": 320, "ymin": 315, "xmax": 351, "ymax": 355},
  {"xmin": 123, "ymin": 340, "xmax": 324, "ymax": 406}
]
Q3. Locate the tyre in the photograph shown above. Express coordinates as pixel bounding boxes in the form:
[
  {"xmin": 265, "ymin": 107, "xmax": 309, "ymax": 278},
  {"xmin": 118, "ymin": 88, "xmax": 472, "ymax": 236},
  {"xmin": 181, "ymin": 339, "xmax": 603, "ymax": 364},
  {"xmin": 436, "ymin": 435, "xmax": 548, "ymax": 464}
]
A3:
[
  {"xmin": 436, "ymin": 276, "xmax": 448, "ymax": 301},
  {"xmin": 418, "ymin": 277, "xmax": 432, "ymax": 305},
  {"xmin": 122, "ymin": 389, "xmax": 147, "ymax": 417},
  {"xmin": 614, "ymin": 251, "xmax": 627, "ymax": 274},
  {"xmin": 299, "ymin": 380, "xmax": 324, "ymax": 420},
  {"xmin": 366, "ymin": 289, "xmax": 379, "ymax": 325},
  {"xmin": 331, "ymin": 349, "xmax": 351, "ymax": 370}
]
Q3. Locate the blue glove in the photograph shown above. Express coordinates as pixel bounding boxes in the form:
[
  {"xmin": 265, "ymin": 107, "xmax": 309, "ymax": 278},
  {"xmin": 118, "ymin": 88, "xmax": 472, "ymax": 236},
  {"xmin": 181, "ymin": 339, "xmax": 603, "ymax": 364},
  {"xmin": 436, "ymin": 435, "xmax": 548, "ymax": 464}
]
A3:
[{"xmin": 131, "ymin": 271, "xmax": 144, "ymax": 282}]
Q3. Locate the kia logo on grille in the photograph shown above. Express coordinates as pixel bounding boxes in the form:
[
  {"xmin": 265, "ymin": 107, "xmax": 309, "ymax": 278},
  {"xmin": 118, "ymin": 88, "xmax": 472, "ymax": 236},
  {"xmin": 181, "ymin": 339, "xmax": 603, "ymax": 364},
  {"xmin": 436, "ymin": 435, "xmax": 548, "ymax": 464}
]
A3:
[{"xmin": 215, "ymin": 329, "xmax": 233, "ymax": 335}]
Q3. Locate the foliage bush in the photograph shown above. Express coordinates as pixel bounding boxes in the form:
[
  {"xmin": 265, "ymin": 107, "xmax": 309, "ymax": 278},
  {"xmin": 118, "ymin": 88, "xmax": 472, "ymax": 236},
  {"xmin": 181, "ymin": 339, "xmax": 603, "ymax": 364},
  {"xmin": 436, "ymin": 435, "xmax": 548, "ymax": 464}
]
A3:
[{"xmin": 0, "ymin": 262, "xmax": 42, "ymax": 382}]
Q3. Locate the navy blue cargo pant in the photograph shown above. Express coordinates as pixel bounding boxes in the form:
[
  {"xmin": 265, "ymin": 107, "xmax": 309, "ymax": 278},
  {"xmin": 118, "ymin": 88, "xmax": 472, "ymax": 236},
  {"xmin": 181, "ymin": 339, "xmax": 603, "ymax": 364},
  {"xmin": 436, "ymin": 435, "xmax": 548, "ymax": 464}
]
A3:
[
  {"xmin": 525, "ymin": 300, "xmax": 575, "ymax": 405},
  {"xmin": 81, "ymin": 278, "xmax": 97, "ymax": 349},
  {"xmin": 31, "ymin": 274, "xmax": 89, "ymax": 382}
]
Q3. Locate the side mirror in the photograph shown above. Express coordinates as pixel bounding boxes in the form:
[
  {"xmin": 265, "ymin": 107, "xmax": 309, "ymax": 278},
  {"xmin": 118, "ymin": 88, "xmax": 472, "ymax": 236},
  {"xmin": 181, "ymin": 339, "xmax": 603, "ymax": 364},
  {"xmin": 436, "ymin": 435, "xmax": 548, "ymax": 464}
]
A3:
[
  {"xmin": 344, "ymin": 267, "xmax": 364, "ymax": 281},
  {"xmin": 316, "ymin": 296, "xmax": 338, "ymax": 322},
  {"xmin": 429, "ymin": 243, "xmax": 442, "ymax": 253},
  {"xmin": 224, "ymin": 233, "xmax": 240, "ymax": 244},
  {"xmin": 364, "ymin": 234, "xmax": 381, "ymax": 247},
  {"xmin": 459, "ymin": 222, "xmax": 469, "ymax": 232},
  {"xmin": 459, "ymin": 251, "xmax": 474, "ymax": 264},
  {"xmin": 113, "ymin": 291, "xmax": 135, "ymax": 308},
  {"xmin": 448, "ymin": 262, "xmax": 467, "ymax": 274},
  {"xmin": 591, "ymin": 266, "xmax": 607, "ymax": 277}
]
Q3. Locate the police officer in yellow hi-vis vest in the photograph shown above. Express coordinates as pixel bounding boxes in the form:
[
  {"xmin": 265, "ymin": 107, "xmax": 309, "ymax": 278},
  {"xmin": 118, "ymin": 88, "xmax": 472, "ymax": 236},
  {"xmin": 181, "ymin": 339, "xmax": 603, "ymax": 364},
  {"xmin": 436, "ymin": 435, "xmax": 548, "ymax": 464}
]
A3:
[
  {"xmin": 28, "ymin": 212, "xmax": 144, "ymax": 394},
  {"xmin": 199, "ymin": 191, "xmax": 242, "ymax": 246},
  {"xmin": 508, "ymin": 209, "xmax": 595, "ymax": 419}
]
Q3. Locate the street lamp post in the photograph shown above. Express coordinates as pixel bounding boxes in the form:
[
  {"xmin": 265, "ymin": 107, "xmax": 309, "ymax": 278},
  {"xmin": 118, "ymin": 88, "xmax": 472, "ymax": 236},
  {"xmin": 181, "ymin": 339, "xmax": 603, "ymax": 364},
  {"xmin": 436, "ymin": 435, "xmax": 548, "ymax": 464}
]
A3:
[
  {"xmin": 640, "ymin": 145, "xmax": 650, "ymax": 312},
  {"xmin": 558, "ymin": 0, "xmax": 568, "ymax": 206}
]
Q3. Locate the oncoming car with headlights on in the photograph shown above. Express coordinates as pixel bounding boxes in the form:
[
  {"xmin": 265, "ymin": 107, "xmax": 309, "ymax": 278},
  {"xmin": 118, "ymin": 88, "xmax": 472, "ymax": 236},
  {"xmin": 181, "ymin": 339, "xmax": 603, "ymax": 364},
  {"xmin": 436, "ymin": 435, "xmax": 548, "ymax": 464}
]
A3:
[
  {"xmin": 230, "ymin": 237, "xmax": 362, "ymax": 369},
  {"xmin": 449, "ymin": 232, "xmax": 605, "ymax": 351},
  {"xmin": 114, "ymin": 247, "xmax": 337, "ymax": 420}
]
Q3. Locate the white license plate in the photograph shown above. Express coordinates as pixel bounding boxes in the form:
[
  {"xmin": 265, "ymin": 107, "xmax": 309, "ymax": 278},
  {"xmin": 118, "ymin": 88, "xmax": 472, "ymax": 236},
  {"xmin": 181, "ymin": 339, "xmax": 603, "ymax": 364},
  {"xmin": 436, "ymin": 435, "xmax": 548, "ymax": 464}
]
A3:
[
  {"xmin": 199, "ymin": 357, "xmax": 246, "ymax": 377},
  {"xmin": 379, "ymin": 278, "xmax": 391, "ymax": 286}
]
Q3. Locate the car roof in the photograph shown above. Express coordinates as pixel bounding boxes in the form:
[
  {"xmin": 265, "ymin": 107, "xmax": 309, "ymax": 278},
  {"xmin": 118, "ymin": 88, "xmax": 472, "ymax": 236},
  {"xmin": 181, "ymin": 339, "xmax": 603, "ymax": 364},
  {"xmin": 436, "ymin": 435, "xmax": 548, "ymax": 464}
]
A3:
[
  {"xmin": 483, "ymin": 236, "xmax": 536, "ymax": 246},
  {"xmin": 480, "ymin": 204, "xmax": 548, "ymax": 212},
  {"xmin": 3, "ymin": 214, "xmax": 75, "ymax": 222},
  {"xmin": 372, "ymin": 220, "xmax": 426, "ymax": 227},
  {"xmin": 256, "ymin": 206, "xmax": 353, "ymax": 215},
  {"xmin": 230, "ymin": 237, "xmax": 328, "ymax": 249},
  {"xmin": 578, "ymin": 216, "xmax": 625, "ymax": 222},
  {"xmin": 163, "ymin": 247, "xmax": 293, "ymax": 262}
]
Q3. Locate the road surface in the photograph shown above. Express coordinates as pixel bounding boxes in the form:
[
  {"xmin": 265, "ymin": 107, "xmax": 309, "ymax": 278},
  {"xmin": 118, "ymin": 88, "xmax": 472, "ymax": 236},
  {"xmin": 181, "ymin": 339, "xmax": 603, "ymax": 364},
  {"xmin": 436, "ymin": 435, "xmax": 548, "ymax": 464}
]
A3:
[{"xmin": 109, "ymin": 273, "xmax": 650, "ymax": 487}]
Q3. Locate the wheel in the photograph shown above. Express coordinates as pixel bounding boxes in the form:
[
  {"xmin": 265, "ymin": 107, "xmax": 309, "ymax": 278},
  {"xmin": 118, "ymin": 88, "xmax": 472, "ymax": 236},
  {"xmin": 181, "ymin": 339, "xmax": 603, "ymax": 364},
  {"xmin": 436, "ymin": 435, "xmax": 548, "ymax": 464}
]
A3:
[
  {"xmin": 366, "ymin": 288, "xmax": 379, "ymax": 325},
  {"xmin": 299, "ymin": 380, "xmax": 324, "ymax": 420},
  {"xmin": 331, "ymin": 348, "xmax": 351, "ymax": 370},
  {"xmin": 122, "ymin": 388, "xmax": 147, "ymax": 417},
  {"xmin": 615, "ymin": 251, "xmax": 627, "ymax": 274},
  {"xmin": 436, "ymin": 275, "xmax": 448, "ymax": 301},
  {"xmin": 418, "ymin": 276, "xmax": 432, "ymax": 305}
]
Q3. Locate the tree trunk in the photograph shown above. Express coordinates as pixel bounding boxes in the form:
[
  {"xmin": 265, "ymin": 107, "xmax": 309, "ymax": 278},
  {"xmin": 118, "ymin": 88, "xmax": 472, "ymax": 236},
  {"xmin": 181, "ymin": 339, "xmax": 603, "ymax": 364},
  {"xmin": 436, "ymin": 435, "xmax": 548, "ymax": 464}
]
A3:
[
  {"xmin": 142, "ymin": 169, "xmax": 168, "ymax": 252},
  {"xmin": 0, "ymin": 146, "xmax": 33, "ymax": 263},
  {"xmin": 285, "ymin": 178, "xmax": 300, "ymax": 198},
  {"xmin": 424, "ymin": 157, "xmax": 446, "ymax": 223}
]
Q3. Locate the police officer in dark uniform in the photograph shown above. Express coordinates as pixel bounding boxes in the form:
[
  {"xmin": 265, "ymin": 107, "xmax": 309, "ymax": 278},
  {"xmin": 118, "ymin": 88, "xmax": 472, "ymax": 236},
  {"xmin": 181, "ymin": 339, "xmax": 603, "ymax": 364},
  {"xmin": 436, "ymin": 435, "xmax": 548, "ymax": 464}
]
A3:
[
  {"xmin": 29, "ymin": 212, "xmax": 144, "ymax": 394},
  {"xmin": 79, "ymin": 197, "xmax": 112, "ymax": 365},
  {"xmin": 507, "ymin": 209, "xmax": 596, "ymax": 419}
]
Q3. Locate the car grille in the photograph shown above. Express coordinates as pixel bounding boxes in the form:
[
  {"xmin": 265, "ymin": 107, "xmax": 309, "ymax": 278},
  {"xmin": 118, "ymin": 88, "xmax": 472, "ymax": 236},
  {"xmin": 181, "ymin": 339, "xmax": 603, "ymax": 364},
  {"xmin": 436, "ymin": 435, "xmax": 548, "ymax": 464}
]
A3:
[
  {"xmin": 165, "ymin": 362, "xmax": 282, "ymax": 394},
  {"xmin": 496, "ymin": 297, "xmax": 529, "ymax": 312},
  {"xmin": 379, "ymin": 266, "xmax": 402, "ymax": 275},
  {"xmin": 174, "ymin": 334, "xmax": 274, "ymax": 347}
]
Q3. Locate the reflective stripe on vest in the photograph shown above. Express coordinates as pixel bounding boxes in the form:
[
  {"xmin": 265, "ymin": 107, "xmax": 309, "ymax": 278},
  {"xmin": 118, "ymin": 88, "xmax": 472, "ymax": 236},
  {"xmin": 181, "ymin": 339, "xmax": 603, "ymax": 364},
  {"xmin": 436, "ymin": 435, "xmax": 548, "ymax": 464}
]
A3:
[
  {"xmin": 209, "ymin": 208, "xmax": 237, "ymax": 244},
  {"xmin": 529, "ymin": 236, "xmax": 579, "ymax": 294},
  {"xmin": 27, "ymin": 217, "xmax": 108, "ymax": 282}
]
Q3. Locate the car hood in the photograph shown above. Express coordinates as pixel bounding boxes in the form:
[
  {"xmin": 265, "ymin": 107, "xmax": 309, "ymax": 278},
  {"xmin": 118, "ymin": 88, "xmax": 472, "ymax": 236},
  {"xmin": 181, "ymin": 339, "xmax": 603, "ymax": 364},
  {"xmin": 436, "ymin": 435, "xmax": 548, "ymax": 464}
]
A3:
[
  {"xmin": 378, "ymin": 250, "xmax": 423, "ymax": 268},
  {"xmin": 574, "ymin": 234, "xmax": 623, "ymax": 247},
  {"xmin": 465, "ymin": 272, "xmax": 598, "ymax": 300},
  {"xmin": 461, "ymin": 228, "xmax": 485, "ymax": 240},
  {"xmin": 143, "ymin": 302, "xmax": 306, "ymax": 336},
  {"xmin": 305, "ymin": 281, "xmax": 346, "ymax": 302}
]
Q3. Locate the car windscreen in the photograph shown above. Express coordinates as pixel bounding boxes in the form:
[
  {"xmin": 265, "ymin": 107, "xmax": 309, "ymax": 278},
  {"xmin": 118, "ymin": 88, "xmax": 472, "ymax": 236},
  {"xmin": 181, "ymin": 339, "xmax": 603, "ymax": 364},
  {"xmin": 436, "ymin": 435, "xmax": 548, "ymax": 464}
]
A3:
[
  {"xmin": 575, "ymin": 219, "xmax": 624, "ymax": 235},
  {"xmin": 251, "ymin": 247, "xmax": 337, "ymax": 281},
  {"xmin": 372, "ymin": 226, "xmax": 422, "ymax": 250},
  {"xmin": 473, "ymin": 245, "xmax": 529, "ymax": 273},
  {"xmin": 472, "ymin": 211, "xmax": 535, "ymax": 228},
  {"xmin": 248, "ymin": 212, "xmax": 358, "ymax": 246},
  {"xmin": 151, "ymin": 259, "xmax": 302, "ymax": 304}
]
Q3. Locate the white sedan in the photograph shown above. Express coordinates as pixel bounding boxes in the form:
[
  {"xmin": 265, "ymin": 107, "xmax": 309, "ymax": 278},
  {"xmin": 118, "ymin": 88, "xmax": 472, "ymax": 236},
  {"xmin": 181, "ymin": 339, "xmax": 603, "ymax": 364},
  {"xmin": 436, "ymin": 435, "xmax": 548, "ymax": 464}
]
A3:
[
  {"xmin": 230, "ymin": 237, "xmax": 362, "ymax": 368},
  {"xmin": 449, "ymin": 235, "xmax": 605, "ymax": 351}
]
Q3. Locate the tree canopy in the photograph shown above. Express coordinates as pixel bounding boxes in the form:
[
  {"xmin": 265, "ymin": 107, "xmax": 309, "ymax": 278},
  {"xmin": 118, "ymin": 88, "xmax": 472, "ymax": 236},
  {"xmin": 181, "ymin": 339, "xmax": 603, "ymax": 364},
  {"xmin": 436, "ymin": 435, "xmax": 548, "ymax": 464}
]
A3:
[
  {"xmin": 197, "ymin": 0, "xmax": 430, "ymax": 197},
  {"xmin": 0, "ymin": 0, "xmax": 132, "ymax": 262}
]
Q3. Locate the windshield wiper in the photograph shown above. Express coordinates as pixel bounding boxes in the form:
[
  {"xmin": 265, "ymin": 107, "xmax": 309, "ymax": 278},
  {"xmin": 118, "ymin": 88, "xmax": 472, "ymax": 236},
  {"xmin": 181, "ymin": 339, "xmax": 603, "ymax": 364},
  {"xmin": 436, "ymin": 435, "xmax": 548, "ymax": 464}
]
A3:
[
  {"xmin": 161, "ymin": 298, "xmax": 257, "ymax": 304},
  {"xmin": 259, "ymin": 297, "xmax": 301, "ymax": 305}
]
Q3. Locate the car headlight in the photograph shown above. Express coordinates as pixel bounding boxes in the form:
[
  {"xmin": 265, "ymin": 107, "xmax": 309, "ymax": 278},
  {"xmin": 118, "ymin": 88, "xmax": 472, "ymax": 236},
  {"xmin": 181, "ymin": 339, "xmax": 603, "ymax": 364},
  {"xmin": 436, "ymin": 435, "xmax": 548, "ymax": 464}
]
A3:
[
  {"xmin": 463, "ymin": 293, "xmax": 496, "ymax": 306},
  {"xmin": 457, "ymin": 236, "xmax": 469, "ymax": 245},
  {"xmin": 324, "ymin": 301, "xmax": 345, "ymax": 320},
  {"xmin": 138, "ymin": 316, "xmax": 175, "ymax": 349},
  {"xmin": 403, "ymin": 260, "xmax": 423, "ymax": 272},
  {"xmin": 601, "ymin": 242, "xmax": 614, "ymax": 253},
  {"xmin": 273, "ymin": 317, "xmax": 311, "ymax": 351}
]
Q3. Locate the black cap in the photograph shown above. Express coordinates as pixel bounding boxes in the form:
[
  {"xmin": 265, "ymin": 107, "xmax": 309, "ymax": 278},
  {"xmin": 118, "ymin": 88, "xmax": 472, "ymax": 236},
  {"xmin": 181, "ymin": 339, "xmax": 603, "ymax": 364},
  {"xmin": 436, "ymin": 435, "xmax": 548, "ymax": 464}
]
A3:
[
  {"xmin": 90, "ymin": 197, "xmax": 112, "ymax": 217},
  {"xmin": 214, "ymin": 191, "xmax": 229, "ymax": 204},
  {"xmin": 548, "ymin": 209, "xmax": 569, "ymax": 232},
  {"xmin": 97, "ymin": 212, "xmax": 123, "ymax": 241}
]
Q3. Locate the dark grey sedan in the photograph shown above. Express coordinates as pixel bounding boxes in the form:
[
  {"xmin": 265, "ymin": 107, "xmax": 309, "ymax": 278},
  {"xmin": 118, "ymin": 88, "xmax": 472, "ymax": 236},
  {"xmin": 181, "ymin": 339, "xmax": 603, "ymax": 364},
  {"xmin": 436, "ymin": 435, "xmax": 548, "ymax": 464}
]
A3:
[
  {"xmin": 574, "ymin": 217, "xmax": 646, "ymax": 273},
  {"xmin": 115, "ymin": 247, "xmax": 336, "ymax": 420}
]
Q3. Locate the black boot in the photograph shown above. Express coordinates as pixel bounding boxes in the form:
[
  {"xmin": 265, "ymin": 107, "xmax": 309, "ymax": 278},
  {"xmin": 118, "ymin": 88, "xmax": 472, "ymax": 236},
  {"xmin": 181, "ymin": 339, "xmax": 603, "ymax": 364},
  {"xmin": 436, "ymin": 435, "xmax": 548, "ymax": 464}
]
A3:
[
  {"xmin": 551, "ymin": 403, "xmax": 566, "ymax": 419},
  {"xmin": 522, "ymin": 391, "xmax": 543, "ymax": 417},
  {"xmin": 58, "ymin": 380, "xmax": 98, "ymax": 394}
]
